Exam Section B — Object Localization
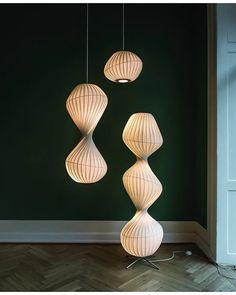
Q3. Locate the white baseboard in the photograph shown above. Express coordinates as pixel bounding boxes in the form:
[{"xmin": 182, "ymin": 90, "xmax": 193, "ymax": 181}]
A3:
[
  {"xmin": 0, "ymin": 220, "xmax": 207, "ymax": 248},
  {"xmin": 193, "ymin": 221, "xmax": 213, "ymax": 261},
  {"xmin": 0, "ymin": 220, "xmax": 213, "ymax": 260},
  {"xmin": 0, "ymin": 220, "xmax": 212, "ymax": 259},
  {"xmin": 0, "ymin": 220, "xmax": 125, "ymax": 244}
]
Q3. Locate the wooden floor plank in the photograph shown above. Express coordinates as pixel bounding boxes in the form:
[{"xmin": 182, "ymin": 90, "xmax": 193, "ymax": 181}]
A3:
[{"xmin": 0, "ymin": 243, "xmax": 235, "ymax": 291}]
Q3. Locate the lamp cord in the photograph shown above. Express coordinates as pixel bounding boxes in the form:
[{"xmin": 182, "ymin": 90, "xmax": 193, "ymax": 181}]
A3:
[
  {"xmin": 86, "ymin": 3, "xmax": 89, "ymax": 83},
  {"xmin": 150, "ymin": 251, "xmax": 190, "ymax": 263},
  {"xmin": 150, "ymin": 250, "xmax": 236, "ymax": 281},
  {"xmin": 122, "ymin": 3, "xmax": 125, "ymax": 50}
]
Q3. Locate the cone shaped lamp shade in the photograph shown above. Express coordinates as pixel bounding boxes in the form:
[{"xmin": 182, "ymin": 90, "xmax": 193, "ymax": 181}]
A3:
[
  {"xmin": 104, "ymin": 51, "xmax": 143, "ymax": 83},
  {"xmin": 65, "ymin": 83, "xmax": 108, "ymax": 183},
  {"xmin": 121, "ymin": 113, "xmax": 163, "ymax": 257}
]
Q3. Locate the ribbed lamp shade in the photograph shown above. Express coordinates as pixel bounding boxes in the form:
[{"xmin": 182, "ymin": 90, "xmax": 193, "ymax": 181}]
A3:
[
  {"xmin": 65, "ymin": 83, "xmax": 108, "ymax": 183},
  {"xmin": 104, "ymin": 51, "xmax": 143, "ymax": 83},
  {"xmin": 121, "ymin": 113, "xmax": 163, "ymax": 257}
]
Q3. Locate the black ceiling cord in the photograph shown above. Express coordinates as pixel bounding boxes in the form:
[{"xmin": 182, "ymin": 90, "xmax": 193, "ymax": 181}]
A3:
[
  {"xmin": 86, "ymin": 3, "xmax": 89, "ymax": 83},
  {"xmin": 122, "ymin": 3, "xmax": 125, "ymax": 50}
]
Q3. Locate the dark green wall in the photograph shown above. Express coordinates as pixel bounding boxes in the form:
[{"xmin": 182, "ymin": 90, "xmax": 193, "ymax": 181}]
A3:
[
  {"xmin": 193, "ymin": 6, "xmax": 208, "ymax": 228},
  {"xmin": 0, "ymin": 4, "xmax": 207, "ymax": 227}
]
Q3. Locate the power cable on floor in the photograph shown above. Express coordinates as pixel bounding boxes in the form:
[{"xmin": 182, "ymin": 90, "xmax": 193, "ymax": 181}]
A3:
[
  {"xmin": 150, "ymin": 249, "xmax": 236, "ymax": 280},
  {"xmin": 215, "ymin": 263, "xmax": 236, "ymax": 280},
  {"xmin": 149, "ymin": 250, "xmax": 192, "ymax": 262}
]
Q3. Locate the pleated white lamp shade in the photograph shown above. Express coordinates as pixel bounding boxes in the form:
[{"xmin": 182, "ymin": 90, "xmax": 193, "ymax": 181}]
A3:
[
  {"xmin": 121, "ymin": 112, "xmax": 163, "ymax": 258},
  {"xmin": 66, "ymin": 83, "xmax": 108, "ymax": 134},
  {"xmin": 121, "ymin": 212, "xmax": 163, "ymax": 257},
  {"xmin": 65, "ymin": 83, "xmax": 108, "ymax": 183},
  {"xmin": 104, "ymin": 51, "xmax": 143, "ymax": 83},
  {"xmin": 65, "ymin": 135, "xmax": 107, "ymax": 184},
  {"xmin": 122, "ymin": 112, "xmax": 163, "ymax": 158},
  {"xmin": 123, "ymin": 160, "xmax": 162, "ymax": 211}
]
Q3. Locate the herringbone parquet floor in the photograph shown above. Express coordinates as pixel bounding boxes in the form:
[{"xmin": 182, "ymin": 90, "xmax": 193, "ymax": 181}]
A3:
[{"xmin": 0, "ymin": 243, "xmax": 235, "ymax": 291}]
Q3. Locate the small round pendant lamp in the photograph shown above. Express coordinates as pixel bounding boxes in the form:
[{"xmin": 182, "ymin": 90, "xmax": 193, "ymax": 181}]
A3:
[
  {"xmin": 104, "ymin": 50, "xmax": 143, "ymax": 83},
  {"xmin": 104, "ymin": 4, "xmax": 143, "ymax": 83}
]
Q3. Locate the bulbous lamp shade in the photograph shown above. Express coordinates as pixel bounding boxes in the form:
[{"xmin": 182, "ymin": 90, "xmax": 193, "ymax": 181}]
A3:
[
  {"xmin": 121, "ymin": 113, "xmax": 163, "ymax": 257},
  {"xmin": 104, "ymin": 51, "xmax": 143, "ymax": 83},
  {"xmin": 65, "ymin": 83, "xmax": 108, "ymax": 183}
]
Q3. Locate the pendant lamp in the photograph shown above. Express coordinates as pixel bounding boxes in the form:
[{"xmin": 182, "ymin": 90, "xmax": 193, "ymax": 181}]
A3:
[
  {"xmin": 104, "ymin": 4, "xmax": 143, "ymax": 83},
  {"xmin": 65, "ymin": 4, "xmax": 108, "ymax": 184},
  {"xmin": 121, "ymin": 113, "xmax": 163, "ymax": 262}
]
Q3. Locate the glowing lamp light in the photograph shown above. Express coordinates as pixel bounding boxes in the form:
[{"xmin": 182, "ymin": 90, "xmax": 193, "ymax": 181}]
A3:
[
  {"xmin": 121, "ymin": 113, "xmax": 164, "ymax": 257},
  {"xmin": 65, "ymin": 83, "xmax": 108, "ymax": 184},
  {"xmin": 104, "ymin": 51, "xmax": 143, "ymax": 83}
]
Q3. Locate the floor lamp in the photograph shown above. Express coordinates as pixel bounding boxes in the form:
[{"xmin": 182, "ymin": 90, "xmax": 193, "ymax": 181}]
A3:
[{"xmin": 121, "ymin": 112, "xmax": 163, "ymax": 269}]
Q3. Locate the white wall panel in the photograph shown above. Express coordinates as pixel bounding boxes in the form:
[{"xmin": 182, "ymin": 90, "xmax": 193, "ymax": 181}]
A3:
[{"xmin": 217, "ymin": 4, "xmax": 236, "ymax": 263}]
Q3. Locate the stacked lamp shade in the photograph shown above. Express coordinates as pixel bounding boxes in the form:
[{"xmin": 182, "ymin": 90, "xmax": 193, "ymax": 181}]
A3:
[
  {"xmin": 65, "ymin": 83, "xmax": 108, "ymax": 183},
  {"xmin": 121, "ymin": 113, "xmax": 164, "ymax": 257}
]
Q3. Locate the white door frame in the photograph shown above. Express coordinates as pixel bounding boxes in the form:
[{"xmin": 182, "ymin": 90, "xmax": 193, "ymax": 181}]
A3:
[{"xmin": 207, "ymin": 4, "xmax": 236, "ymax": 264}]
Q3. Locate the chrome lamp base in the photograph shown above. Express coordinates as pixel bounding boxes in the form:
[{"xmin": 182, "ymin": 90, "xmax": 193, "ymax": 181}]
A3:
[{"xmin": 125, "ymin": 255, "xmax": 159, "ymax": 270}]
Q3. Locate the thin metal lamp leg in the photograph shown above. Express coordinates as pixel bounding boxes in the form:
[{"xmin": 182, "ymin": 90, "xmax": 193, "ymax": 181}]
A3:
[
  {"xmin": 125, "ymin": 255, "xmax": 159, "ymax": 270},
  {"xmin": 126, "ymin": 257, "xmax": 142, "ymax": 269},
  {"xmin": 143, "ymin": 257, "xmax": 159, "ymax": 270}
]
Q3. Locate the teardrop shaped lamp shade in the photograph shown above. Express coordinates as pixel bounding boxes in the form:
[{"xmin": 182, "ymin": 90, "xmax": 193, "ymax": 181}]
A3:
[
  {"xmin": 104, "ymin": 51, "xmax": 143, "ymax": 83},
  {"xmin": 65, "ymin": 83, "xmax": 108, "ymax": 184},
  {"xmin": 122, "ymin": 112, "xmax": 163, "ymax": 158}
]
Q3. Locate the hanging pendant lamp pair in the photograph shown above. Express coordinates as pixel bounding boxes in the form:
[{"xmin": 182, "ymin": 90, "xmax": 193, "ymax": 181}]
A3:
[{"xmin": 65, "ymin": 4, "xmax": 143, "ymax": 184}]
